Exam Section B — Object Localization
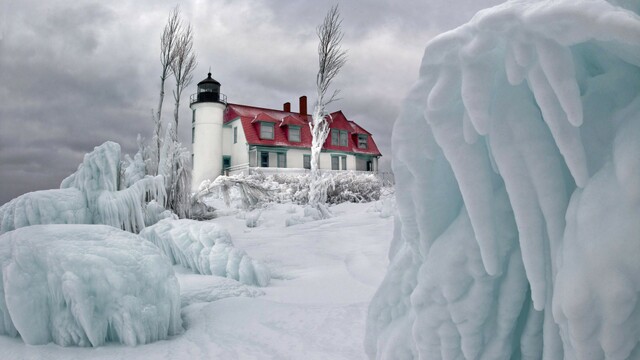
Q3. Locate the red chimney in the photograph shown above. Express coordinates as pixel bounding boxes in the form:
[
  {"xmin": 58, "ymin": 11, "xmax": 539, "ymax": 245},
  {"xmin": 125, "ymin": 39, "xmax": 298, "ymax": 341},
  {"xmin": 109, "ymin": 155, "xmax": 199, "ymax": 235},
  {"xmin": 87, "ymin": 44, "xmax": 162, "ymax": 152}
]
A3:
[
  {"xmin": 299, "ymin": 96, "xmax": 307, "ymax": 116},
  {"xmin": 283, "ymin": 102, "xmax": 291, "ymax": 112}
]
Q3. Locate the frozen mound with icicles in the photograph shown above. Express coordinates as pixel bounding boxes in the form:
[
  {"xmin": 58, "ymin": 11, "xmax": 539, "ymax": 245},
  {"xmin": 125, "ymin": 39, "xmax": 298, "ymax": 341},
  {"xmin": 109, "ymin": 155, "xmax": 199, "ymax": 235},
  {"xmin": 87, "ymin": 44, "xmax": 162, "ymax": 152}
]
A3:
[
  {"xmin": 140, "ymin": 219, "xmax": 271, "ymax": 287},
  {"xmin": 365, "ymin": 0, "xmax": 640, "ymax": 359},
  {"xmin": 0, "ymin": 141, "xmax": 169, "ymax": 234},
  {"xmin": 0, "ymin": 225, "xmax": 182, "ymax": 346}
]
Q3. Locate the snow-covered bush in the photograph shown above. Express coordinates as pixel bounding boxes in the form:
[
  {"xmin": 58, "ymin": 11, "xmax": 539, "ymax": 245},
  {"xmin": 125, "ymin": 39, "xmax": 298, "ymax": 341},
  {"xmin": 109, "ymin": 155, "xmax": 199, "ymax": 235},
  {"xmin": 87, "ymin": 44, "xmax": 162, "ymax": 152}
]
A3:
[
  {"xmin": 366, "ymin": 0, "xmax": 640, "ymax": 359},
  {"xmin": 139, "ymin": 219, "xmax": 270, "ymax": 287},
  {"xmin": 0, "ymin": 224, "xmax": 182, "ymax": 347},
  {"xmin": 0, "ymin": 142, "xmax": 168, "ymax": 234},
  {"xmin": 201, "ymin": 171, "xmax": 382, "ymax": 208}
]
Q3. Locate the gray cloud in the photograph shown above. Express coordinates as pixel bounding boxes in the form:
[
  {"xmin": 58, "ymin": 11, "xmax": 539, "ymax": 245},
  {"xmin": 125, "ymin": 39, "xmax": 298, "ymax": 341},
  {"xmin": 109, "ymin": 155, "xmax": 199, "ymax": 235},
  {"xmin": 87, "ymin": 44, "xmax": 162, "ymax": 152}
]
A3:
[{"xmin": 0, "ymin": 0, "xmax": 504, "ymax": 204}]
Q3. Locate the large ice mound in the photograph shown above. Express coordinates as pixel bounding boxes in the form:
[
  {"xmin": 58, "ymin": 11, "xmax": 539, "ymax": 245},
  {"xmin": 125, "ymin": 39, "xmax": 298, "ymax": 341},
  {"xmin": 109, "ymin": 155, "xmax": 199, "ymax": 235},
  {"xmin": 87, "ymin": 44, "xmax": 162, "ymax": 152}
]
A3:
[
  {"xmin": 366, "ymin": 0, "xmax": 640, "ymax": 359},
  {"xmin": 140, "ymin": 219, "xmax": 271, "ymax": 287},
  {"xmin": 0, "ymin": 141, "xmax": 170, "ymax": 234},
  {"xmin": 0, "ymin": 224, "xmax": 182, "ymax": 346}
]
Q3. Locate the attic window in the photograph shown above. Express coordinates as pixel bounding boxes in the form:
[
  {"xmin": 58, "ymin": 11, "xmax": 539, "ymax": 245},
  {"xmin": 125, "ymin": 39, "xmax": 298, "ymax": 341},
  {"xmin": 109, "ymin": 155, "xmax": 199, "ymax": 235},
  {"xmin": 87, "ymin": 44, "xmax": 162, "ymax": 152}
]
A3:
[
  {"xmin": 289, "ymin": 126, "xmax": 301, "ymax": 142},
  {"xmin": 260, "ymin": 122, "xmax": 274, "ymax": 140},
  {"xmin": 358, "ymin": 134, "xmax": 368, "ymax": 149},
  {"xmin": 331, "ymin": 129, "xmax": 348, "ymax": 147}
]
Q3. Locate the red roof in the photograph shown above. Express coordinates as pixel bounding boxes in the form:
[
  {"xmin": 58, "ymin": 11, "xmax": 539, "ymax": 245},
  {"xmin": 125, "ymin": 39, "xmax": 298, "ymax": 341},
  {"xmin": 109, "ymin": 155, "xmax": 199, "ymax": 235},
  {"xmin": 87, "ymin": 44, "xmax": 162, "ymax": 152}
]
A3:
[{"xmin": 224, "ymin": 103, "xmax": 381, "ymax": 156}]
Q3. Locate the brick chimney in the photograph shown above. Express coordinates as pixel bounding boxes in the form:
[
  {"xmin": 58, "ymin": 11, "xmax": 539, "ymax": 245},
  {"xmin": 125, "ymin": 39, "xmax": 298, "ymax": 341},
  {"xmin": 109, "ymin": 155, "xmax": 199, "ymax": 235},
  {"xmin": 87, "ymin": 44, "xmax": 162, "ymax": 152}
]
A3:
[
  {"xmin": 299, "ymin": 96, "xmax": 307, "ymax": 116},
  {"xmin": 283, "ymin": 102, "xmax": 291, "ymax": 112}
]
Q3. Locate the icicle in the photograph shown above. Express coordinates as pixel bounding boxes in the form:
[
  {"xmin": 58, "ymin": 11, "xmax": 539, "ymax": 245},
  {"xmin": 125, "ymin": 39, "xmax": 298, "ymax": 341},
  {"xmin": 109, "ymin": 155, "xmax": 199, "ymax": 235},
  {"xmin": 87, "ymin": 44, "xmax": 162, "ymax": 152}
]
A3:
[
  {"xmin": 505, "ymin": 41, "xmax": 526, "ymax": 85},
  {"xmin": 426, "ymin": 108, "xmax": 499, "ymax": 276},
  {"xmin": 535, "ymin": 37, "xmax": 583, "ymax": 127},
  {"xmin": 462, "ymin": 111, "xmax": 479, "ymax": 144},
  {"xmin": 461, "ymin": 57, "xmax": 495, "ymax": 135},
  {"xmin": 527, "ymin": 63, "xmax": 589, "ymax": 187}
]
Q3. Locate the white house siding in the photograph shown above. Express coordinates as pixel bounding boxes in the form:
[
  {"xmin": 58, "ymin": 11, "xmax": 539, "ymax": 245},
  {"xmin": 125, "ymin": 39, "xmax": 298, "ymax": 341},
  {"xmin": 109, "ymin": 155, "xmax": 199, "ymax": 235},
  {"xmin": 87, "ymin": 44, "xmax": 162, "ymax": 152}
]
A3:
[
  {"xmin": 222, "ymin": 126, "xmax": 232, "ymax": 155},
  {"xmin": 286, "ymin": 148, "xmax": 311, "ymax": 168},
  {"xmin": 226, "ymin": 120, "xmax": 249, "ymax": 168}
]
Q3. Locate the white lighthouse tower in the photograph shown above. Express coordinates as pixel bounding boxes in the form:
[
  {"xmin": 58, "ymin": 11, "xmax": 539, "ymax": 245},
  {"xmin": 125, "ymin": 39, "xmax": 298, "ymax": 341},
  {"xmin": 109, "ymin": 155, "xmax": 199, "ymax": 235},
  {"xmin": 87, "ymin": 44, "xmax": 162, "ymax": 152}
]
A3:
[{"xmin": 190, "ymin": 72, "xmax": 227, "ymax": 192}]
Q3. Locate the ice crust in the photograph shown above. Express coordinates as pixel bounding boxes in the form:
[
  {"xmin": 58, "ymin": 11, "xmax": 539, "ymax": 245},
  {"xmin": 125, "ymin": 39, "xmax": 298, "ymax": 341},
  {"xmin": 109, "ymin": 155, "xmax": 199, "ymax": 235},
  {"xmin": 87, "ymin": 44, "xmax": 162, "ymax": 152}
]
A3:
[
  {"xmin": 0, "ymin": 142, "xmax": 168, "ymax": 234},
  {"xmin": 0, "ymin": 224, "xmax": 182, "ymax": 347},
  {"xmin": 140, "ymin": 219, "xmax": 271, "ymax": 287},
  {"xmin": 366, "ymin": 0, "xmax": 640, "ymax": 358}
]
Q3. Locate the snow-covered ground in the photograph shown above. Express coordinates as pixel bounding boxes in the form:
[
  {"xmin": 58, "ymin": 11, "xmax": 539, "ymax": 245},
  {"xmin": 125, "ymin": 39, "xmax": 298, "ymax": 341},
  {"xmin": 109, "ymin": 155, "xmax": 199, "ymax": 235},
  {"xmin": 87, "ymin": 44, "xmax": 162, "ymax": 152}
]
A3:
[{"xmin": 0, "ymin": 201, "xmax": 393, "ymax": 359}]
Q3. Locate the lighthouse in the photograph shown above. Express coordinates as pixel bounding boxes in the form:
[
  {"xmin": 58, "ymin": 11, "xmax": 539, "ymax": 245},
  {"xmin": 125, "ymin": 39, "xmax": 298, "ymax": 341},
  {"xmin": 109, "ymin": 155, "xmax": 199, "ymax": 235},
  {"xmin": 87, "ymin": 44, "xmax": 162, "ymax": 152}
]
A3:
[{"xmin": 190, "ymin": 72, "xmax": 227, "ymax": 192}]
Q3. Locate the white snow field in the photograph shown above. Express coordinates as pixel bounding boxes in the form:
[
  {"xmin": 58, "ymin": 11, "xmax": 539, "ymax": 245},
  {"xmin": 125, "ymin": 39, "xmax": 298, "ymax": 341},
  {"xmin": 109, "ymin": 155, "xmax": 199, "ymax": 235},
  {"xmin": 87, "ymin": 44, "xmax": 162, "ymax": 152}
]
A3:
[
  {"xmin": 0, "ymin": 225, "xmax": 182, "ymax": 347},
  {"xmin": 0, "ymin": 201, "xmax": 393, "ymax": 359},
  {"xmin": 0, "ymin": 142, "xmax": 168, "ymax": 234},
  {"xmin": 140, "ymin": 219, "xmax": 271, "ymax": 287},
  {"xmin": 366, "ymin": 0, "xmax": 640, "ymax": 359}
]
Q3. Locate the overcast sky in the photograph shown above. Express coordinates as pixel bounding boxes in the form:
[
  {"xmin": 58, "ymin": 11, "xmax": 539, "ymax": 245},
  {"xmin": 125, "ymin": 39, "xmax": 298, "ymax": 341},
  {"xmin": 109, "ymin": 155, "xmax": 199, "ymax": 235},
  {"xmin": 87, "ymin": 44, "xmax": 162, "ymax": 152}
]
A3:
[{"xmin": 0, "ymin": 0, "xmax": 504, "ymax": 204}]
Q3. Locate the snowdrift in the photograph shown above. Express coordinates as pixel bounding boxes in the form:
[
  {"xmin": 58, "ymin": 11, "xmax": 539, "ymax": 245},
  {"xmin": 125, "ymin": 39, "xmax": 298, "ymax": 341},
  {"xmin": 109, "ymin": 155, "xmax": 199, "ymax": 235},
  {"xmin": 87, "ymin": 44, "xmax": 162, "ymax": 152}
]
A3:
[
  {"xmin": 366, "ymin": 0, "xmax": 640, "ymax": 359},
  {"xmin": 140, "ymin": 219, "xmax": 271, "ymax": 287},
  {"xmin": 0, "ymin": 142, "xmax": 170, "ymax": 234},
  {"xmin": 0, "ymin": 225, "xmax": 182, "ymax": 347}
]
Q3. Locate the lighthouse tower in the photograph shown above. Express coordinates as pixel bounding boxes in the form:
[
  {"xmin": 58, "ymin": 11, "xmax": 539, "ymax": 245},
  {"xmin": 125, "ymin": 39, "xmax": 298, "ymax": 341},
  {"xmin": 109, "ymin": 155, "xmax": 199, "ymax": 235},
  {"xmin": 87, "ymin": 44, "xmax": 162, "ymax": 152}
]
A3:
[{"xmin": 190, "ymin": 72, "xmax": 227, "ymax": 192}]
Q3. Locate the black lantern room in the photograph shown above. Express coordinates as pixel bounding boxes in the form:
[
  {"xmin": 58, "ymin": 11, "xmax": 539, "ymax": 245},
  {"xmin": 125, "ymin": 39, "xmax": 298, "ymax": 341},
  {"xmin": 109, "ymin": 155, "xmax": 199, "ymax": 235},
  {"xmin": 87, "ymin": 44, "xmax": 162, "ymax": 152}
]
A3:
[{"xmin": 191, "ymin": 72, "xmax": 227, "ymax": 104}]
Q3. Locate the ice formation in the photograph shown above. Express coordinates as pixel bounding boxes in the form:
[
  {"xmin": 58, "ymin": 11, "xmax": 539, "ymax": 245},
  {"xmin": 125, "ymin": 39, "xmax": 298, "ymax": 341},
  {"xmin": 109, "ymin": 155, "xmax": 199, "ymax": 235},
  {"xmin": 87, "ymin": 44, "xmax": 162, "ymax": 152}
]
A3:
[
  {"xmin": 366, "ymin": 0, "xmax": 640, "ymax": 359},
  {"xmin": 140, "ymin": 219, "xmax": 271, "ymax": 287},
  {"xmin": 0, "ymin": 224, "xmax": 182, "ymax": 346},
  {"xmin": 0, "ymin": 142, "xmax": 169, "ymax": 234}
]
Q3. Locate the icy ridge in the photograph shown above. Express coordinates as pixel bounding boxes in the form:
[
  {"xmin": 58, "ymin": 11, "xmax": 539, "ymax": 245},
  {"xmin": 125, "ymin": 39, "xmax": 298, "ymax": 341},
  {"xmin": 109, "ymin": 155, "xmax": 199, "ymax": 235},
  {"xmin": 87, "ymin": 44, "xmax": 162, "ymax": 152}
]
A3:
[
  {"xmin": 0, "ymin": 225, "xmax": 182, "ymax": 346},
  {"xmin": 140, "ymin": 219, "xmax": 271, "ymax": 287},
  {"xmin": 366, "ymin": 0, "xmax": 640, "ymax": 358},
  {"xmin": 0, "ymin": 142, "xmax": 169, "ymax": 234}
]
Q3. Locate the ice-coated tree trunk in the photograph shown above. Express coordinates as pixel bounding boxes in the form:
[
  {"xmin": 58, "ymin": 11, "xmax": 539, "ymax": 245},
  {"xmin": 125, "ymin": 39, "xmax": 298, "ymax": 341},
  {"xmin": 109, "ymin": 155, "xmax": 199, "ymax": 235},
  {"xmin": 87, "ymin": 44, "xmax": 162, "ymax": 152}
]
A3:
[
  {"xmin": 308, "ymin": 4, "xmax": 346, "ymax": 214},
  {"xmin": 151, "ymin": 5, "xmax": 181, "ymax": 175}
]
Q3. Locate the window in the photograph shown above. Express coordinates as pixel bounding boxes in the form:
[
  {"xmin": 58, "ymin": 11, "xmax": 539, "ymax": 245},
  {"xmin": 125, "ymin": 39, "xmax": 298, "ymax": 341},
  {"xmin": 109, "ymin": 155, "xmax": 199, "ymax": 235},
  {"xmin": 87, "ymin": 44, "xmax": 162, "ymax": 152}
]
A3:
[
  {"xmin": 331, "ymin": 129, "xmax": 348, "ymax": 146},
  {"xmin": 303, "ymin": 154, "xmax": 311, "ymax": 169},
  {"xmin": 331, "ymin": 129, "xmax": 339, "ymax": 145},
  {"xmin": 340, "ymin": 131, "xmax": 348, "ymax": 147},
  {"xmin": 233, "ymin": 127, "xmax": 238, "ymax": 144},
  {"xmin": 192, "ymin": 126, "xmax": 195, "ymax": 144},
  {"xmin": 277, "ymin": 153, "xmax": 286, "ymax": 168},
  {"xmin": 192, "ymin": 109, "xmax": 196, "ymax": 124},
  {"xmin": 260, "ymin": 152, "xmax": 269, "ymax": 167},
  {"xmin": 332, "ymin": 155, "xmax": 347, "ymax": 170},
  {"xmin": 358, "ymin": 134, "xmax": 368, "ymax": 149},
  {"xmin": 222, "ymin": 156, "xmax": 231, "ymax": 169},
  {"xmin": 289, "ymin": 126, "xmax": 301, "ymax": 142},
  {"xmin": 331, "ymin": 156, "xmax": 339, "ymax": 170},
  {"xmin": 260, "ymin": 122, "xmax": 274, "ymax": 139}
]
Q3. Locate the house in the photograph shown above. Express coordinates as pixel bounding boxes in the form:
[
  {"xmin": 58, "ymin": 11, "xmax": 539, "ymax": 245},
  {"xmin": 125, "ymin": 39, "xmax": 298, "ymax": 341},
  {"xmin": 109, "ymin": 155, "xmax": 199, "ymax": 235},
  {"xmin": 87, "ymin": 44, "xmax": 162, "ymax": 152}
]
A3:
[{"xmin": 189, "ymin": 73, "xmax": 382, "ymax": 191}]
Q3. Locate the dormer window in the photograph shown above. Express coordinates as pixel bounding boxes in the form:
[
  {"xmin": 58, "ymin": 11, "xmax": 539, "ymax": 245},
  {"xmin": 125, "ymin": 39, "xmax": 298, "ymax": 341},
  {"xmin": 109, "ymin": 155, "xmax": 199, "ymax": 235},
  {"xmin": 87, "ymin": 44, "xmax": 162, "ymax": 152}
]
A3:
[
  {"xmin": 260, "ymin": 122, "xmax": 274, "ymax": 139},
  {"xmin": 331, "ymin": 129, "xmax": 348, "ymax": 147},
  {"xmin": 289, "ymin": 126, "xmax": 301, "ymax": 142},
  {"xmin": 358, "ymin": 134, "xmax": 368, "ymax": 149}
]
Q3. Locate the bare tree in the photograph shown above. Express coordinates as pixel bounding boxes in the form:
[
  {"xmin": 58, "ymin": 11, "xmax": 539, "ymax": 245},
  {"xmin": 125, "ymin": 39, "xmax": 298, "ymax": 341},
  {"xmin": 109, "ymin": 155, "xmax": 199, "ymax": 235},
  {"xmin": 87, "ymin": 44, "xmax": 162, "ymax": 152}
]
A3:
[
  {"xmin": 308, "ymin": 4, "xmax": 347, "ymax": 213},
  {"xmin": 170, "ymin": 22, "xmax": 197, "ymax": 143},
  {"xmin": 151, "ymin": 5, "xmax": 181, "ymax": 175}
]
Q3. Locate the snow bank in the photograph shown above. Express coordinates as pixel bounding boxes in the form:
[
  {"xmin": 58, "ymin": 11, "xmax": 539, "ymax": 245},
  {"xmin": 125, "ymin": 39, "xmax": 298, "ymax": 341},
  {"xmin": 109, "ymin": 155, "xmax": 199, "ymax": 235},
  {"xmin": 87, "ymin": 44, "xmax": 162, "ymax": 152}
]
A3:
[
  {"xmin": 0, "ymin": 225, "xmax": 181, "ymax": 346},
  {"xmin": 140, "ymin": 219, "xmax": 270, "ymax": 287},
  {"xmin": 0, "ymin": 142, "xmax": 168, "ymax": 234},
  {"xmin": 366, "ymin": 0, "xmax": 640, "ymax": 358}
]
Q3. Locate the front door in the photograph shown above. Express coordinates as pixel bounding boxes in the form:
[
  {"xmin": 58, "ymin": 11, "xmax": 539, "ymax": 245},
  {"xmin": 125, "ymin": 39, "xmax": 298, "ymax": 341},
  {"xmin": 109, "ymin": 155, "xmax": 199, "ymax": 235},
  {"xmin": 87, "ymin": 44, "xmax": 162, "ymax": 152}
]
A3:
[{"xmin": 260, "ymin": 152, "xmax": 269, "ymax": 167}]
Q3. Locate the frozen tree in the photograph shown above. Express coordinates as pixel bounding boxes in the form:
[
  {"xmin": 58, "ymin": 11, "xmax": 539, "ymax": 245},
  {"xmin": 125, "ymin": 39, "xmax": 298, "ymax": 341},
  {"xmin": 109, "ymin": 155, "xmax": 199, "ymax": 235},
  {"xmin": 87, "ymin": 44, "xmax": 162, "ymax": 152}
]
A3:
[
  {"xmin": 157, "ymin": 124, "xmax": 192, "ymax": 219},
  {"xmin": 150, "ymin": 5, "xmax": 182, "ymax": 175},
  {"xmin": 170, "ymin": 21, "xmax": 197, "ymax": 143},
  {"xmin": 308, "ymin": 4, "xmax": 347, "ymax": 216}
]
